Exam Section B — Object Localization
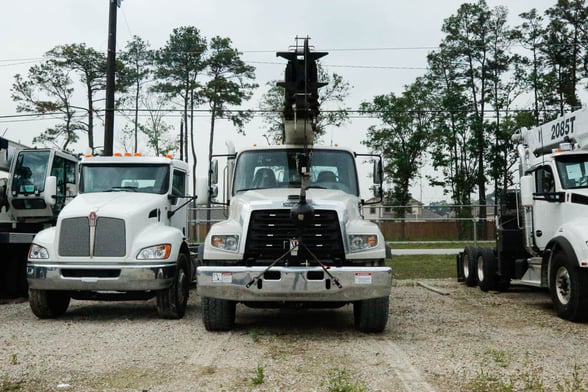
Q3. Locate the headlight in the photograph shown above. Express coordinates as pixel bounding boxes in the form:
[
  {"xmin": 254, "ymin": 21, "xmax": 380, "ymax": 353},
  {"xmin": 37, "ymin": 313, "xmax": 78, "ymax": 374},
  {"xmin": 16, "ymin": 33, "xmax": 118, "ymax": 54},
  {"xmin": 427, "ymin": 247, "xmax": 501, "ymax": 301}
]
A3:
[
  {"xmin": 29, "ymin": 244, "xmax": 49, "ymax": 259},
  {"xmin": 348, "ymin": 234, "xmax": 378, "ymax": 252},
  {"xmin": 137, "ymin": 244, "xmax": 171, "ymax": 260},
  {"xmin": 211, "ymin": 235, "xmax": 239, "ymax": 251}
]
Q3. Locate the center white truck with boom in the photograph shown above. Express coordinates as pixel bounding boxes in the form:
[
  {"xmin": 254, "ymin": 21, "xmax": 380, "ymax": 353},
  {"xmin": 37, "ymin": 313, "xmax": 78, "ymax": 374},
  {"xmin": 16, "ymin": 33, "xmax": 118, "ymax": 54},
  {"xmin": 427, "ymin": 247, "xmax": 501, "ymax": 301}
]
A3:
[
  {"xmin": 458, "ymin": 106, "xmax": 588, "ymax": 321},
  {"xmin": 197, "ymin": 39, "xmax": 392, "ymax": 332},
  {"xmin": 27, "ymin": 154, "xmax": 194, "ymax": 319}
]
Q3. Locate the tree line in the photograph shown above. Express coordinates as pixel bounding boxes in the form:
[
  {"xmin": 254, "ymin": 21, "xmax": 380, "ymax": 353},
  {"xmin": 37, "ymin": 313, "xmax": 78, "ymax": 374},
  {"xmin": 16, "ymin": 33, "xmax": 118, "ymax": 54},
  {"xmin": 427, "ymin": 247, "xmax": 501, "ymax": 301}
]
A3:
[
  {"xmin": 361, "ymin": 0, "xmax": 588, "ymax": 231},
  {"xmin": 9, "ymin": 1, "xmax": 588, "ymax": 226}
]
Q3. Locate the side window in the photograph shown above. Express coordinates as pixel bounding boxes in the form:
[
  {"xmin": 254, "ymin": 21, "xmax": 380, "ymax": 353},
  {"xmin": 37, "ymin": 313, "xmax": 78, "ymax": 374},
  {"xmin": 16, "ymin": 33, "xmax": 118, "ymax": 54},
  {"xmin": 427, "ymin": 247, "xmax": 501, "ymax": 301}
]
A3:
[
  {"xmin": 172, "ymin": 170, "xmax": 186, "ymax": 197},
  {"xmin": 535, "ymin": 166, "xmax": 555, "ymax": 193}
]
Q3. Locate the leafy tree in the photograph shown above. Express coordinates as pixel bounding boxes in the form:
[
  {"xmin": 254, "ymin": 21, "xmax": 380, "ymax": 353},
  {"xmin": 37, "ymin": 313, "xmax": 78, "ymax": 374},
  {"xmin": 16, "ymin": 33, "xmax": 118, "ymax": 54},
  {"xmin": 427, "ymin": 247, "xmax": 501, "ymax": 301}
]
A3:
[
  {"xmin": 119, "ymin": 36, "xmax": 154, "ymax": 153},
  {"xmin": 11, "ymin": 60, "xmax": 81, "ymax": 151},
  {"xmin": 202, "ymin": 36, "xmax": 257, "ymax": 206},
  {"xmin": 544, "ymin": 0, "xmax": 588, "ymax": 113},
  {"xmin": 435, "ymin": 0, "xmax": 509, "ymax": 235},
  {"xmin": 152, "ymin": 26, "xmax": 207, "ymax": 162},
  {"xmin": 425, "ymin": 48, "xmax": 478, "ymax": 234},
  {"xmin": 360, "ymin": 77, "xmax": 431, "ymax": 219},
  {"xmin": 47, "ymin": 43, "xmax": 109, "ymax": 152},
  {"xmin": 514, "ymin": 8, "xmax": 559, "ymax": 124},
  {"xmin": 260, "ymin": 65, "xmax": 351, "ymax": 144}
]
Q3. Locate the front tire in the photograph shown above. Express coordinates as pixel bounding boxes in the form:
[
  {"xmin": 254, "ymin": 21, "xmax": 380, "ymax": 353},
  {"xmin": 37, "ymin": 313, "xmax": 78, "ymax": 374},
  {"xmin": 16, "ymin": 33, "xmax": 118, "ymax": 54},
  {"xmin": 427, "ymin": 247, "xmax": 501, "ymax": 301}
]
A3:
[
  {"xmin": 550, "ymin": 252, "xmax": 588, "ymax": 321},
  {"xmin": 156, "ymin": 253, "xmax": 190, "ymax": 319},
  {"xmin": 29, "ymin": 289, "xmax": 70, "ymax": 318},
  {"xmin": 353, "ymin": 296, "xmax": 389, "ymax": 333},
  {"xmin": 202, "ymin": 297, "xmax": 236, "ymax": 331}
]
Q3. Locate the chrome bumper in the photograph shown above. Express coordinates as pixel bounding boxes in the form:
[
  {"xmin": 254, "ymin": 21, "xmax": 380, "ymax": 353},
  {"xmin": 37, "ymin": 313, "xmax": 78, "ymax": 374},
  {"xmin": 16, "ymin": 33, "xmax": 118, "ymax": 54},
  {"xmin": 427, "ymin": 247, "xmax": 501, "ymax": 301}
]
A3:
[
  {"xmin": 27, "ymin": 262, "xmax": 176, "ymax": 291},
  {"xmin": 197, "ymin": 266, "xmax": 392, "ymax": 301}
]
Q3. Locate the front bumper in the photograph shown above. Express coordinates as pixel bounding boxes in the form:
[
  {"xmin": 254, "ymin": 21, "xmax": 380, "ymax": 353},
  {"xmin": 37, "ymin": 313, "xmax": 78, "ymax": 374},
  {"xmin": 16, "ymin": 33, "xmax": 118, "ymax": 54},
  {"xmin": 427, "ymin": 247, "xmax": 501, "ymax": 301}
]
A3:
[
  {"xmin": 197, "ymin": 266, "xmax": 392, "ymax": 302},
  {"xmin": 27, "ymin": 261, "xmax": 176, "ymax": 291}
]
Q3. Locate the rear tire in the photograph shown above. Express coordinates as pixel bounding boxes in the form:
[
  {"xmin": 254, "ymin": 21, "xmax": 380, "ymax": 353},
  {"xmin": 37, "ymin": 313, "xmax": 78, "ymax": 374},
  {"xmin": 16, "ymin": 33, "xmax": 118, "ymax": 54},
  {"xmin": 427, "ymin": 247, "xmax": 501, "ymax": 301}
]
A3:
[
  {"xmin": 550, "ymin": 251, "xmax": 588, "ymax": 321},
  {"xmin": 29, "ymin": 289, "xmax": 70, "ymax": 318},
  {"xmin": 202, "ymin": 297, "xmax": 236, "ymax": 331},
  {"xmin": 353, "ymin": 296, "xmax": 389, "ymax": 333},
  {"xmin": 477, "ymin": 248, "xmax": 497, "ymax": 292},
  {"xmin": 156, "ymin": 253, "xmax": 190, "ymax": 319},
  {"xmin": 463, "ymin": 247, "xmax": 479, "ymax": 287}
]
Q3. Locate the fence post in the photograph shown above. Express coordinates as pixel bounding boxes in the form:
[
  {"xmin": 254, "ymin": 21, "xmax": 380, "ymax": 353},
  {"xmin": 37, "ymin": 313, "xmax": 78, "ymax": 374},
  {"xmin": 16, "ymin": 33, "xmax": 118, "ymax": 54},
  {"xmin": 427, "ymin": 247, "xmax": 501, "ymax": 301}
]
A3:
[{"xmin": 473, "ymin": 216, "xmax": 478, "ymax": 246}]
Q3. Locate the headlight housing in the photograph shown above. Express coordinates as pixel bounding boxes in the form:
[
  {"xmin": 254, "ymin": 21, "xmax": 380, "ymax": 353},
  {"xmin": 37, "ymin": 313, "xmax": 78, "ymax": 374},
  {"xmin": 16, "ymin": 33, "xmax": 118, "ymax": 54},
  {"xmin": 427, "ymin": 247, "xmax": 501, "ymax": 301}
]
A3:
[
  {"xmin": 348, "ymin": 234, "xmax": 378, "ymax": 252},
  {"xmin": 211, "ymin": 235, "xmax": 239, "ymax": 252},
  {"xmin": 137, "ymin": 244, "xmax": 171, "ymax": 260},
  {"xmin": 29, "ymin": 244, "xmax": 49, "ymax": 259}
]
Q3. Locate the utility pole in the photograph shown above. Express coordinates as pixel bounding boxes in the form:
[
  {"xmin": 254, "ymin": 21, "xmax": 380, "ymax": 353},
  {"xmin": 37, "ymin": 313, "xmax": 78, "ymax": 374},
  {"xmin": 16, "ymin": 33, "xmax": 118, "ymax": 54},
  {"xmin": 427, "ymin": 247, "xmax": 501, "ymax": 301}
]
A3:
[{"xmin": 104, "ymin": 0, "xmax": 121, "ymax": 156}]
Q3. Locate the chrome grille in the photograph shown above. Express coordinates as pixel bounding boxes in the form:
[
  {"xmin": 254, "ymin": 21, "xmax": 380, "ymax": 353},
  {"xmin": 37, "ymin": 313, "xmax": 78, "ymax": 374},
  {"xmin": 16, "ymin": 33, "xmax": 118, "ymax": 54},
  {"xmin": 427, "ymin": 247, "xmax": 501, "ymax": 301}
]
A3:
[{"xmin": 59, "ymin": 217, "xmax": 126, "ymax": 257}]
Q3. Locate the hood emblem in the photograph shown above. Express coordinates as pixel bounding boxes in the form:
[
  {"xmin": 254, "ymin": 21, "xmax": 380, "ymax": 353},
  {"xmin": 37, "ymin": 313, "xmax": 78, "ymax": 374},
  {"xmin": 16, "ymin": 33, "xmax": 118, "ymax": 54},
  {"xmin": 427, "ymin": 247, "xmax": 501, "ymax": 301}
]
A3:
[{"xmin": 89, "ymin": 211, "xmax": 97, "ymax": 227}]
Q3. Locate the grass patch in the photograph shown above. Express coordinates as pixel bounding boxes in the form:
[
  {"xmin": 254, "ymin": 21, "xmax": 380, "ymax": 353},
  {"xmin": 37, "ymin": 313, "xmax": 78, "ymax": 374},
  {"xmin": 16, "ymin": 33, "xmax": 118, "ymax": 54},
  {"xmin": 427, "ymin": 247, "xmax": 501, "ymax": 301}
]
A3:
[
  {"xmin": 250, "ymin": 364, "xmax": 265, "ymax": 386},
  {"xmin": 323, "ymin": 368, "xmax": 367, "ymax": 392},
  {"xmin": 387, "ymin": 254, "xmax": 456, "ymax": 280},
  {"xmin": 389, "ymin": 241, "xmax": 494, "ymax": 249}
]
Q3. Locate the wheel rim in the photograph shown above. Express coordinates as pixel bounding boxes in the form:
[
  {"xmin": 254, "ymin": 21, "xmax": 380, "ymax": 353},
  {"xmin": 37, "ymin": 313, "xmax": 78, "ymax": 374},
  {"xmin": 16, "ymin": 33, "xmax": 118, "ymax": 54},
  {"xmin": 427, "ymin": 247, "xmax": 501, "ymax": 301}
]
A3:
[
  {"xmin": 477, "ymin": 256, "xmax": 485, "ymax": 282},
  {"xmin": 463, "ymin": 258, "xmax": 470, "ymax": 278},
  {"xmin": 555, "ymin": 266, "xmax": 572, "ymax": 306}
]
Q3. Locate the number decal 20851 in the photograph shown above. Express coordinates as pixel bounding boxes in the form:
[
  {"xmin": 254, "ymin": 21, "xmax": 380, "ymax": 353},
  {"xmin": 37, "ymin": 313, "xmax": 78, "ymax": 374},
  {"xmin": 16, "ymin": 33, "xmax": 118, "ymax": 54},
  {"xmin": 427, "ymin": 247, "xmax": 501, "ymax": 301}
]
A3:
[{"xmin": 551, "ymin": 116, "xmax": 576, "ymax": 140}]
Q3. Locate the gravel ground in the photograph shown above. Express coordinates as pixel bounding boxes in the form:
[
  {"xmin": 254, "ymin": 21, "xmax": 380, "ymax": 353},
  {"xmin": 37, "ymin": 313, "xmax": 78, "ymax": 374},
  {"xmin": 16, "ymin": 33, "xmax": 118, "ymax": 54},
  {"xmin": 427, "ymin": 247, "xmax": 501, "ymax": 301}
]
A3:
[{"xmin": 2, "ymin": 279, "xmax": 588, "ymax": 392}]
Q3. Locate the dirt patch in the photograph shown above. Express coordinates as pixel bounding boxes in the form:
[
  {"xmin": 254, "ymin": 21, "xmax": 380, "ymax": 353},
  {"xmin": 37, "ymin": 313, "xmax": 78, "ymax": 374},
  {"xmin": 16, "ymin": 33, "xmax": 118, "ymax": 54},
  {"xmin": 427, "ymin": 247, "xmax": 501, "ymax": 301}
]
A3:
[{"xmin": 1, "ymin": 280, "xmax": 587, "ymax": 391}]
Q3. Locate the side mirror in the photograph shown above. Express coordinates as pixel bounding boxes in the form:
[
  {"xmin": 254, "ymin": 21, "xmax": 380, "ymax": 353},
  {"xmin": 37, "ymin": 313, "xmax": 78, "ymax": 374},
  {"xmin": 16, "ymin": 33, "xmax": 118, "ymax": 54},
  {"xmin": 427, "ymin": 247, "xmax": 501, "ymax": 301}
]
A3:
[
  {"xmin": 520, "ymin": 175, "xmax": 534, "ymax": 207},
  {"xmin": 373, "ymin": 159, "xmax": 383, "ymax": 184},
  {"xmin": 210, "ymin": 160, "xmax": 219, "ymax": 186},
  {"xmin": 44, "ymin": 176, "xmax": 57, "ymax": 206},
  {"xmin": 195, "ymin": 176, "xmax": 209, "ymax": 206}
]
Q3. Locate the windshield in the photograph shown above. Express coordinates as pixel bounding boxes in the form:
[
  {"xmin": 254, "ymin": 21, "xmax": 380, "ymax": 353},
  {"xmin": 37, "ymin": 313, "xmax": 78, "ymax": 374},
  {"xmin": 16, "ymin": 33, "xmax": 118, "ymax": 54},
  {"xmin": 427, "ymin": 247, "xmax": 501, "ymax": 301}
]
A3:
[
  {"xmin": 556, "ymin": 155, "xmax": 588, "ymax": 189},
  {"xmin": 233, "ymin": 149, "xmax": 359, "ymax": 195},
  {"xmin": 12, "ymin": 150, "xmax": 50, "ymax": 194},
  {"xmin": 80, "ymin": 164, "xmax": 170, "ymax": 194}
]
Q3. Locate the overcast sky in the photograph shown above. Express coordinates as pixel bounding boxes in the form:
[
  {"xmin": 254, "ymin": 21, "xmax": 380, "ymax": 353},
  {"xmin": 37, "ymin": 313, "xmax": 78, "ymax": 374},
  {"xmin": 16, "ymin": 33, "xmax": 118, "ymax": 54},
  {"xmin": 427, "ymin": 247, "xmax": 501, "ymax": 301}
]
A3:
[{"xmin": 0, "ymin": 0, "xmax": 556, "ymax": 202}]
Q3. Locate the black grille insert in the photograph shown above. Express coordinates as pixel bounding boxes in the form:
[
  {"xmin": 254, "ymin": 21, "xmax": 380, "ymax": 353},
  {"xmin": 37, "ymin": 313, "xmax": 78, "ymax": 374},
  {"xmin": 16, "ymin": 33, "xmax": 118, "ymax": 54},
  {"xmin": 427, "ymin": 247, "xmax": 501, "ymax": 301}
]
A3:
[{"xmin": 244, "ymin": 209, "xmax": 344, "ymax": 266}]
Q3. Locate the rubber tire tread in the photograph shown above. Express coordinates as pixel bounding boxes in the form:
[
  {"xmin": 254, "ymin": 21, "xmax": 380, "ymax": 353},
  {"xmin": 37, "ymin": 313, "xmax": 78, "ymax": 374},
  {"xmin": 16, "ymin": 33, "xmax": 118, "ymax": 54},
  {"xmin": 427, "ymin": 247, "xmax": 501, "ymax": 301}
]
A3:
[
  {"xmin": 29, "ymin": 289, "xmax": 70, "ymax": 319},
  {"xmin": 463, "ymin": 246, "xmax": 479, "ymax": 287},
  {"xmin": 549, "ymin": 252, "xmax": 588, "ymax": 322},
  {"xmin": 353, "ymin": 296, "xmax": 389, "ymax": 333},
  {"xmin": 202, "ymin": 297, "xmax": 236, "ymax": 331},
  {"xmin": 477, "ymin": 248, "xmax": 497, "ymax": 292},
  {"xmin": 156, "ymin": 253, "xmax": 190, "ymax": 319}
]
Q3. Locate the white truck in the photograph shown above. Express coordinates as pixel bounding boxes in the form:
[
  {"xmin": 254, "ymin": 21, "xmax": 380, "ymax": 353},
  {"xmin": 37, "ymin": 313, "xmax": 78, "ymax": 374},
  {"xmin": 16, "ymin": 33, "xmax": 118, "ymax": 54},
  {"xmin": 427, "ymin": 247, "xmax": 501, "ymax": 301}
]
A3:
[
  {"xmin": 27, "ymin": 154, "xmax": 194, "ymax": 319},
  {"xmin": 458, "ymin": 106, "xmax": 588, "ymax": 321},
  {"xmin": 0, "ymin": 137, "xmax": 78, "ymax": 299},
  {"xmin": 197, "ymin": 39, "xmax": 392, "ymax": 332}
]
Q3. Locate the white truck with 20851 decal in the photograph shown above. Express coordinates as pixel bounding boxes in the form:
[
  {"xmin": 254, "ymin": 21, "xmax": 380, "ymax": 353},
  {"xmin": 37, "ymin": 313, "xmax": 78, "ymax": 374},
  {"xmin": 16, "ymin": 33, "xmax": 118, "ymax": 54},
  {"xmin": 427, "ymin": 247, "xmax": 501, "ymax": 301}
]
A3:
[
  {"xmin": 196, "ymin": 38, "xmax": 392, "ymax": 332},
  {"xmin": 27, "ymin": 154, "xmax": 196, "ymax": 319}
]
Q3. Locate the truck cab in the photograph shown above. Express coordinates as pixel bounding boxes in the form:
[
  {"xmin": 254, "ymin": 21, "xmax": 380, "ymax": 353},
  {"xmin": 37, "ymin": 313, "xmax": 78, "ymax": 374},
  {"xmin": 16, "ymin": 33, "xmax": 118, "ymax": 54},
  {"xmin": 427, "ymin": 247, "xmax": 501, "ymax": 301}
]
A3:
[
  {"xmin": 197, "ymin": 144, "xmax": 392, "ymax": 332},
  {"xmin": 27, "ymin": 155, "xmax": 193, "ymax": 319}
]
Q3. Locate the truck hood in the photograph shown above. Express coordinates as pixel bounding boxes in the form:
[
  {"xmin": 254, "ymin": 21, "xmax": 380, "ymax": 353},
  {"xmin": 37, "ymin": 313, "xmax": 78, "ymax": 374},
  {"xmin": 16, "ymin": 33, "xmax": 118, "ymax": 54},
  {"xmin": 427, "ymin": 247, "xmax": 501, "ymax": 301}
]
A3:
[
  {"xmin": 230, "ymin": 188, "xmax": 363, "ymax": 222},
  {"xmin": 58, "ymin": 192, "xmax": 165, "ymax": 221}
]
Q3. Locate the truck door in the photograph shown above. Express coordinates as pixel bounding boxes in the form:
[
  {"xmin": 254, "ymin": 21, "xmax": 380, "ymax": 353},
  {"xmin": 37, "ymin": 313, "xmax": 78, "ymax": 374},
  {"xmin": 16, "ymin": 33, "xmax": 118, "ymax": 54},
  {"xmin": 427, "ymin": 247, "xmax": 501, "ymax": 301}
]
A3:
[
  {"xmin": 170, "ymin": 169, "xmax": 188, "ymax": 238},
  {"xmin": 532, "ymin": 165, "xmax": 561, "ymax": 249}
]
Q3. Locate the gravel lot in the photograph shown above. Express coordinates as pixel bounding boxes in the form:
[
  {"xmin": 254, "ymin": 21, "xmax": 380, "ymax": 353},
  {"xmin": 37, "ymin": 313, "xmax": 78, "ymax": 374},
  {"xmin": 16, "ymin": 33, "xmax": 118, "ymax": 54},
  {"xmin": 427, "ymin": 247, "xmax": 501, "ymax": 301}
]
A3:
[{"xmin": 2, "ymin": 279, "xmax": 588, "ymax": 392}]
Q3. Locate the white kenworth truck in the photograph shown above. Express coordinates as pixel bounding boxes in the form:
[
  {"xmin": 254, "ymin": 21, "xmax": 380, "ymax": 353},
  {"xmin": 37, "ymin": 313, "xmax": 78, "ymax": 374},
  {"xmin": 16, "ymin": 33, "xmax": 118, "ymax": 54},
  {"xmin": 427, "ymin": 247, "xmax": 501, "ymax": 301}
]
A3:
[
  {"xmin": 197, "ymin": 38, "xmax": 392, "ymax": 333},
  {"xmin": 27, "ymin": 154, "xmax": 194, "ymax": 319},
  {"xmin": 457, "ymin": 106, "xmax": 588, "ymax": 321}
]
